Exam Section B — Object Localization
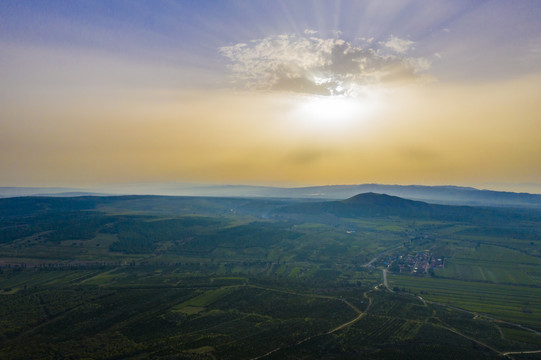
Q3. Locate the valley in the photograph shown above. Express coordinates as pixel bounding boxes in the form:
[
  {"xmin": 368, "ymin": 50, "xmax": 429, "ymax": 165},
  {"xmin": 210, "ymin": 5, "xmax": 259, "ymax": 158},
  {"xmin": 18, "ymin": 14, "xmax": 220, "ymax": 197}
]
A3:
[{"xmin": 1, "ymin": 194, "xmax": 541, "ymax": 359}]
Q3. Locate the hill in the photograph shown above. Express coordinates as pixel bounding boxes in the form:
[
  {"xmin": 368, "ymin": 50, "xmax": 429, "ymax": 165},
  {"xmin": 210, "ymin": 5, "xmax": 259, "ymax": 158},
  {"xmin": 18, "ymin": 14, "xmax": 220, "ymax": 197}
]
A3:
[{"xmin": 274, "ymin": 192, "xmax": 541, "ymax": 223}]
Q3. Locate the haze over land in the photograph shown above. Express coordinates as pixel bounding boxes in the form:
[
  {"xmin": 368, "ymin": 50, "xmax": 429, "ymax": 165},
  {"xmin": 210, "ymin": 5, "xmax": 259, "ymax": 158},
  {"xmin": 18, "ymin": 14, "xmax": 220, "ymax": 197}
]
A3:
[{"xmin": 1, "ymin": 1, "xmax": 541, "ymax": 193}]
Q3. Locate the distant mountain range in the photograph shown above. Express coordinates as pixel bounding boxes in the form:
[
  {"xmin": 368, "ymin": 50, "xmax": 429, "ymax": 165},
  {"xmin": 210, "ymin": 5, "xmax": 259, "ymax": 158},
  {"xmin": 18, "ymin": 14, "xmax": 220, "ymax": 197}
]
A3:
[
  {"xmin": 0, "ymin": 187, "xmax": 109, "ymax": 198},
  {"xmin": 1, "ymin": 183, "xmax": 541, "ymax": 209}
]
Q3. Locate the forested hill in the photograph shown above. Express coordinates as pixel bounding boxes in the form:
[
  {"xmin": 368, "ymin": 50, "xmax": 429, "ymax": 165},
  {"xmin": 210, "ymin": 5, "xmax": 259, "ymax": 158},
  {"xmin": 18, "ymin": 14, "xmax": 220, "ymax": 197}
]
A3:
[{"xmin": 272, "ymin": 192, "xmax": 541, "ymax": 223}]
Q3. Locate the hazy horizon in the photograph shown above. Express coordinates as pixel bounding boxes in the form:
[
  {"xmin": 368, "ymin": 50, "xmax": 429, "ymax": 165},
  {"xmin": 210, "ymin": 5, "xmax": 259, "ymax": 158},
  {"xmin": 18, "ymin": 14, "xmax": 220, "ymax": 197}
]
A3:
[
  {"xmin": 2, "ymin": 181, "xmax": 541, "ymax": 197},
  {"xmin": 2, "ymin": 1, "xmax": 541, "ymax": 192}
]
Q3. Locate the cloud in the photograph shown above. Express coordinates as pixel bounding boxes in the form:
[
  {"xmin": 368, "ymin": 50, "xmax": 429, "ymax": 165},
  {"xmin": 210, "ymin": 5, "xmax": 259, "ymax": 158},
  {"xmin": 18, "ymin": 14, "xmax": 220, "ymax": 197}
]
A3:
[
  {"xmin": 382, "ymin": 35, "xmax": 414, "ymax": 54},
  {"xmin": 219, "ymin": 32, "xmax": 430, "ymax": 96}
]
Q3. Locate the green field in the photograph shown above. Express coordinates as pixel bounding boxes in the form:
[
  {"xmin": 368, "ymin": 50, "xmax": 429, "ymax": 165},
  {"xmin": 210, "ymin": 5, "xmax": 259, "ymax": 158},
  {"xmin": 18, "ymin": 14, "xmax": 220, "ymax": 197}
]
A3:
[
  {"xmin": 437, "ymin": 244, "xmax": 541, "ymax": 285},
  {"xmin": 389, "ymin": 274, "xmax": 541, "ymax": 330}
]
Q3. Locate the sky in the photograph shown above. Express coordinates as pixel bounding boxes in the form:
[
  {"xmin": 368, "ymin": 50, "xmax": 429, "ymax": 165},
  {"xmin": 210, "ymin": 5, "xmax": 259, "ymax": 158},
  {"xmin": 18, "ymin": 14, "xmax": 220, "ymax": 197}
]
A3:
[{"xmin": 1, "ymin": 0, "xmax": 541, "ymax": 193}]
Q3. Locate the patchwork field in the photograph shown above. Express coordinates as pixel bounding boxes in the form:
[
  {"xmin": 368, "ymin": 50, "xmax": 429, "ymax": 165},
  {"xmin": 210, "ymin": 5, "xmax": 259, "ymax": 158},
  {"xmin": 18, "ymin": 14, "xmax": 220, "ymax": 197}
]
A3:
[{"xmin": 1, "ymin": 195, "xmax": 541, "ymax": 358}]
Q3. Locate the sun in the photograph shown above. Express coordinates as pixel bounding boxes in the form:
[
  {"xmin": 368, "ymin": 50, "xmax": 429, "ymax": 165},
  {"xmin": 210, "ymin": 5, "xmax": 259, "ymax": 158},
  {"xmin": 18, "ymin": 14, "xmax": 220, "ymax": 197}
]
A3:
[
  {"xmin": 298, "ymin": 96, "xmax": 360, "ymax": 123},
  {"xmin": 292, "ymin": 91, "xmax": 382, "ymax": 133}
]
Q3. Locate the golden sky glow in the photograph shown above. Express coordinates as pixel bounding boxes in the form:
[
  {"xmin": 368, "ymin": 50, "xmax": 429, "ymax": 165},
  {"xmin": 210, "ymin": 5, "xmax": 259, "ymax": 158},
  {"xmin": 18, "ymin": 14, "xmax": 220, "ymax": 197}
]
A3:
[{"xmin": 1, "ymin": 1, "xmax": 541, "ymax": 193}]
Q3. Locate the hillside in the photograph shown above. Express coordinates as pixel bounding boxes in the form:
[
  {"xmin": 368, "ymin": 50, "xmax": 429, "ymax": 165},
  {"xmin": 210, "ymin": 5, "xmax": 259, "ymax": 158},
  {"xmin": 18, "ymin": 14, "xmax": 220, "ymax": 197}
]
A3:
[{"xmin": 273, "ymin": 192, "xmax": 541, "ymax": 224}]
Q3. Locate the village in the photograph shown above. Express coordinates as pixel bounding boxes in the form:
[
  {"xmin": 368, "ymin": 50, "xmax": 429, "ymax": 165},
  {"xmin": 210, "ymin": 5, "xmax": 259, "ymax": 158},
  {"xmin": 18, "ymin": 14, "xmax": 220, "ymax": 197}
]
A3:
[{"xmin": 373, "ymin": 250, "xmax": 445, "ymax": 275}]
